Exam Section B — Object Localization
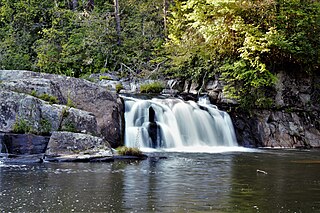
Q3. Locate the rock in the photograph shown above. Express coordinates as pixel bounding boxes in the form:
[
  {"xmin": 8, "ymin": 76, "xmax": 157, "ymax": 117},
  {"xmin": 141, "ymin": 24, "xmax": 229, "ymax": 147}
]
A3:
[
  {"xmin": 0, "ymin": 90, "xmax": 98, "ymax": 136},
  {"xmin": 0, "ymin": 133, "xmax": 50, "ymax": 155},
  {"xmin": 231, "ymin": 109, "xmax": 320, "ymax": 148},
  {"xmin": 45, "ymin": 131, "xmax": 113, "ymax": 162},
  {"xmin": 0, "ymin": 70, "xmax": 123, "ymax": 147}
]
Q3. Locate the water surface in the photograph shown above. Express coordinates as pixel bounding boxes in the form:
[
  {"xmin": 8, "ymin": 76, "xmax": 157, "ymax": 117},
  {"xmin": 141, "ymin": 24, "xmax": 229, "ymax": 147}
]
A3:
[{"xmin": 1, "ymin": 149, "xmax": 319, "ymax": 212}]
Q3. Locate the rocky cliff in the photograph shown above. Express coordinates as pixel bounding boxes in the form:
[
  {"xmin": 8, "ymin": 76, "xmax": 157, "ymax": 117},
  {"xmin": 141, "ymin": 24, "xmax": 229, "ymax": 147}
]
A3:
[
  {"xmin": 231, "ymin": 71, "xmax": 320, "ymax": 148},
  {"xmin": 0, "ymin": 70, "xmax": 123, "ymax": 162},
  {"xmin": 161, "ymin": 70, "xmax": 320, "ymax": 148}
]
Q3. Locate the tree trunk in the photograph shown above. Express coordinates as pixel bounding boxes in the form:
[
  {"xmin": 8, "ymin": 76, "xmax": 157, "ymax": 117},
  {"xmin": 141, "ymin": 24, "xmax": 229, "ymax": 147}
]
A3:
[
  {"xmin": 114, "ymin": 0, "xmax": 121, "ymax": 45},
  {"xmin": 163, "ymin": 0, "xmax": 168, "ymax": 37}
]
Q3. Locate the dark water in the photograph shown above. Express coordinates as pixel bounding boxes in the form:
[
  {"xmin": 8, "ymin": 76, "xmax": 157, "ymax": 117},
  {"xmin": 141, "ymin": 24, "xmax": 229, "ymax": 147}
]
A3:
[{"xmin": 0, "ymin": 149, "xmax": 320, "ymax": 212}]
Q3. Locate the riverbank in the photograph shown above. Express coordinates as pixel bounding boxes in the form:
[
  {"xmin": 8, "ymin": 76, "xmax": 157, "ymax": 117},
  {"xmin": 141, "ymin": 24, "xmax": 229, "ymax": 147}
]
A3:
[{"xmin": 0, "ymin": 70, "xmax": 319, "ymax": 162}]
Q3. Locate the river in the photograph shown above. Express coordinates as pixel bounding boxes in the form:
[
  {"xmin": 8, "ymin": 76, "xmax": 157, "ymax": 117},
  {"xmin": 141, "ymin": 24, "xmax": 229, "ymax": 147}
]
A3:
[{"xmin": 0, "ymin": 148, "xmax": 319, "ymax": 212}]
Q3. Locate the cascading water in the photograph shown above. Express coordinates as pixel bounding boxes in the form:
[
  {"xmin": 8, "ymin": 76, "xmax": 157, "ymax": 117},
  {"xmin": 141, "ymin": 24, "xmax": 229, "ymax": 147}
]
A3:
[{"xmin": 123, "ymin": 96, "xmax": 238, "ymax": 151}]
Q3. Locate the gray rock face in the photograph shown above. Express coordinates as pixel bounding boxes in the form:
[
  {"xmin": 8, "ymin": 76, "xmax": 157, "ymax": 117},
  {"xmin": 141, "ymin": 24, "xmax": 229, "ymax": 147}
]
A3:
[
  {"xmin": 232, "ymin": 108, "xmax": 320, "ymax": 148},
  {"xmin": 45, "ymin": 132, "xmax": 113, "ymax": 162},
  {"xmin": 0, "ymin": 70, "xmax": 123, "ymax": 147},
  {"xmin": 0, "ymin": 90, "xmax": 98, "ymax": 136},
  {"xmin": 0, "ymin": 133, "xmax": 50, "ymax": 155}
]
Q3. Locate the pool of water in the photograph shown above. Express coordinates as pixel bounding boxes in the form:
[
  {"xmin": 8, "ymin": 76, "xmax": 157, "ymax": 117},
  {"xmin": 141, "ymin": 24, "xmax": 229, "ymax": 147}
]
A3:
[{"xmin": 0, "ymin": 148, "xmax": 319, "ymax": 212}]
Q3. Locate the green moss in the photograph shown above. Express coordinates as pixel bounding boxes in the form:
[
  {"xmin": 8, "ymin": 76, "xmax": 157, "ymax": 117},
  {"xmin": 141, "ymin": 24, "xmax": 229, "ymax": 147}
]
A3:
[
  {"xmin": 116, "ymin": 146, "xmax": 143, "ymax": 157},
  {"xmin": 61, "ymin": 107, "xmax": 70, "ymax": 118},
  {"xmin": 30, "ymin": 90, "xmax": 37, "ymax": 97},
  {"xmin": 80, "ymin": 73, "xmax": 96, "ymax": 82},
  {"xmin": 140, "ymin": 81, "xmax": 164, "ymax": 94},
  {"xmin": 116, "ymin": 83, "xmax": 124, "ymax": 93}
]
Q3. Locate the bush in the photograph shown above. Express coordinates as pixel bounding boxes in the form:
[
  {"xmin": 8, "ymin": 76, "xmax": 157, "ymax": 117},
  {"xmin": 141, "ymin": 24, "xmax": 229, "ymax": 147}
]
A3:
[
  {"xmin": 12, "ymin": 119, "xmax": 32, "ymax": 134},
  {"xmin": 99, "ymin": 76, "xmax": 113, "ymax": 81},
  {"xmin": 38, "ymin": 94, "xmax": 59, "ymax": 104},
  {"xmin": 66, "ymin": 97, "xmax": 75, "ymax": 108},
  {"xmin": 116, "ymin": 146, "xmax": 143, "ymax": 157},
  {"xmin": 30, "ymin": 90, "xmax": 59, "ymax": 104},
  {"xmin": 116, "ymin": 83, "xmax": 124, "ymax": 93},
  {"xmin": 39, "ymin": 119, "xmax": 52, "ymax": 135},
  {"xmin": 140, "ymin": 82, "xmax": 164, "ymax": 94}
]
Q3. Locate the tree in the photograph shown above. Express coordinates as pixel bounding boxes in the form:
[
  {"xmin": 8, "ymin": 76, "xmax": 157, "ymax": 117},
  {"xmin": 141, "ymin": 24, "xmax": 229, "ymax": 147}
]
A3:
[
  {"xmin": 165, "ymin": 0, "xmax": 320, "ymax": 108},
  {"xmin": 114, "ymin": 0, "xmax": 121, "ymax": 45}
]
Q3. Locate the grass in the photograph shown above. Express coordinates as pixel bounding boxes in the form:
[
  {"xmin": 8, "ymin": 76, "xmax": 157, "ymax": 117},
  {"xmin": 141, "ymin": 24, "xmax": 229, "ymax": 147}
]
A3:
[
  {"xmin": 116, "ymin": 83, "xmax": 124, "ymax": 93},
  {"xmin": 12, "ymin": 119, "xmax": 32, "ymax": 134},
  {"xmin": 116, "ymin": 146, "xmax": 144, "ymax": 157},
  {"xmin": 99, "ymin": 76, "xmax": 113, "ymax": 81},
  {"xmin": 30, "ymin": 90, "xmax": 59, "ymax": 104},
  {"xmin": 140, "ymin": 81, "xmax": 164, "ymax": 94}
]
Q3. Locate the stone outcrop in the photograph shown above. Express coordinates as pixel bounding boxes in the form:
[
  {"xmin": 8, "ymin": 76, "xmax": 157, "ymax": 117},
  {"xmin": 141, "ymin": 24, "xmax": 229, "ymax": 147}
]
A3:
[
  {"xmin": 45, "ymin": 132, "xmax": 113, "ymax": 162},
  {"xmin": 231, "ymin": 71, "xmax": 320, "ymax": 148},
  {"xmin": 232, "ymin": 110, "xmax": 320, "ymax": 148},
  {"xmin": 0, "ymin": 70, "xmax": 123, "ymax": 162},
  {"xmin": 0, "ymin": 70, "xmax": 123, "ymax": 147}
]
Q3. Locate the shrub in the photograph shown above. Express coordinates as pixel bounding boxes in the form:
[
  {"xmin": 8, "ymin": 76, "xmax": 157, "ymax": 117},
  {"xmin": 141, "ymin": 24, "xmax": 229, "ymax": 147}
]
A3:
[
  {"xmin": 99, "ymin": 75, "xmax": 113, "ymax": 81},
  {"xmin": 30, "ymin": 90, "xmax": 59, "ymax": 104},
  {"xmin": 12, "ymin": 119, "xmax": 31, "ymax": 134},
  {"xmin": 140, "ymin": 82, "xmax": 164, "ymax": 94},
  {"xmin": 116, "ymin": 146, "xmax": 143, "ymax": 157},
  {"xmin": 66, "ymin": 97, "xmax": 75, "ymax": 108},
  {"xmin": 38, "ymin": 94, "xmax": 59, "ymax": 104},
  {"xmin": 116, "ymin": 83, "xmax": 124, "ymax": 93},
  {"xmin": 39, "ymin": 119, "xmax": 52, "ymax": 135},
  {"xmin": 61, "ymin": 121, "xmax": 77, "ymax": 133}
]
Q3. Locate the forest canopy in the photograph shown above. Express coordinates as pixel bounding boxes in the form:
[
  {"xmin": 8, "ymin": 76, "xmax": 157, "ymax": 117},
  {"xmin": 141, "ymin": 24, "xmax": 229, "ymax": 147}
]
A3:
[{"xmin": 0, "ymin": 0, "xmax": 319, "ymax": 107}]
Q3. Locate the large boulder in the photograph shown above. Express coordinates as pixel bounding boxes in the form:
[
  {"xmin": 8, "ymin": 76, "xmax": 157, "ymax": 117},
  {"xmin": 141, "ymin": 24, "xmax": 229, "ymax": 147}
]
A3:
[
  {"xmin": 0, "ymin": 70, "xmax": 123, "ymax": 147},
  {"xmin": 0, "ymin": 90, "xmax": 98, "ymax": 135},
  {"xmin": 45, "ymin": 132, "xmax": 113, "ymax": 162}
]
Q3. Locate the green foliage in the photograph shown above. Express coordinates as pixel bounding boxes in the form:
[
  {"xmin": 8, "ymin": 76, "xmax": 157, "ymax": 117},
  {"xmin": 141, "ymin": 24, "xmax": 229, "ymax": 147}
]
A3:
[
  {"xmin": 116, "ymin": 146, "xmax": 143, "ymax": 157},
  {"xmin": 38, "ymin": 94, "xmax": 59, "ymax": 105},
  {"xmin": 39, "ymin": 119, "xmax": 52, "ymax": 135},
  {"xmin": 61, "ymin": 107, "xmax": 70, "ymax": 118},
  {"xmin": 61, "ymin": 121, "xmax": 77, "ymax": 133},
  {"xmin": 99, "ymin": 76, "xmax": 113, "ymax": 81},
  {"xmin": 30, "ymin": 90, "xmax": 59, "ymax": 104},
  {"xmin": 140, "ymin": 82, "xmax": 164, "ymax": 94},
  {"xmin": 166, "ymin": 0, "xmax": 320, "ymax": 108},
  {"xmin": 116, "ymin": 83, "xmax": 124, "ymax": 93},
  {"xmin": 12, "ymin": 119, "xmax": 32, "ymax": 134},
  {"xmin": 66, "ymin": 97, "xmax": 75, "ymax": 108},
  {"xmin": 0, "ymin": 0, "xmax": 166, "ymax": 77}
]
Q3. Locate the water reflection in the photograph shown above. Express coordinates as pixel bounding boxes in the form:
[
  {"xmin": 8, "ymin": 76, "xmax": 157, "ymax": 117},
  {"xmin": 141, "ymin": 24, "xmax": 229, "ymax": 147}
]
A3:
[
  {"xmin": 0, "ymin": 150, "xmax": 319, "ymax": 212},
  {"xmin": 122, "ymin": 153, "xmax": 235, "ymax": 212}
]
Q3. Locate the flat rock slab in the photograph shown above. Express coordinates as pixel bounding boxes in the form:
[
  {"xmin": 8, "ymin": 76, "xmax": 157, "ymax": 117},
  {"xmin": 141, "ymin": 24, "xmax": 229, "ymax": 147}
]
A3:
[{"xmin": 45, "ymin": 153, "xmax": 114, "ymax": 162}]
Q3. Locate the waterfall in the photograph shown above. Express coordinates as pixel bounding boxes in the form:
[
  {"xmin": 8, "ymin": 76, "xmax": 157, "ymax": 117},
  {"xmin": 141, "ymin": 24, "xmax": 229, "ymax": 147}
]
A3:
[{"xmin": 123, "ymin": 96, "xmax": 238, "ymax": 151}]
